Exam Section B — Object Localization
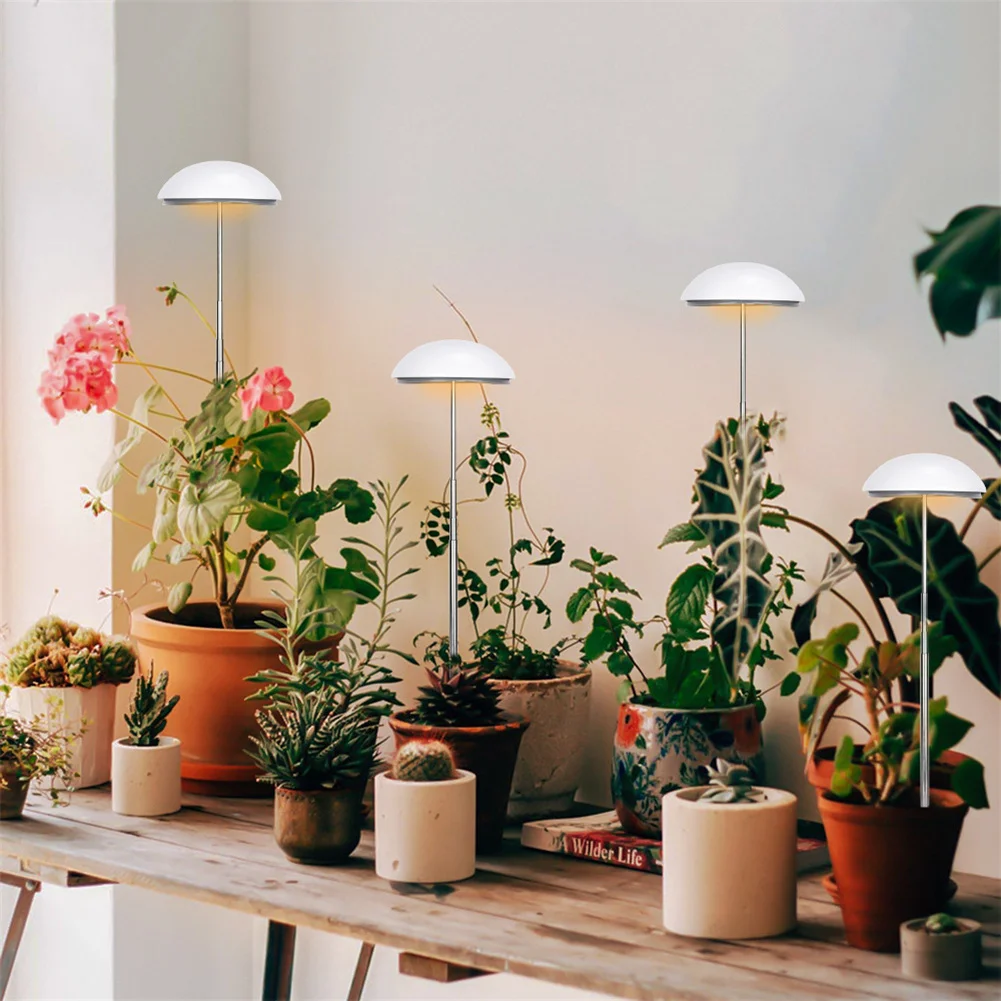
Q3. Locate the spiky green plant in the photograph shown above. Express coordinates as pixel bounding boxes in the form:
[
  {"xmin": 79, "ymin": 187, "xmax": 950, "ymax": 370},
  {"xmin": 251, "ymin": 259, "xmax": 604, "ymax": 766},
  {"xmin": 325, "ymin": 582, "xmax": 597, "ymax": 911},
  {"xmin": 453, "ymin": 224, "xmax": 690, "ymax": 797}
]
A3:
[
  {"xmin": 698, "ymin": 759, "xmax": 762, "ymax": 804},
  {"xmin": 392, "ymin": 740, "xmax": 456, "ymax": 782},
  {"xmin": 413, "ymin": 645, "xmax": 502, "ymax": 728},
  {"xmin": 924, "ymin": 913, "xmax": 962, "ymax": 935},
  {"xmin": 123, "ymin": 669, "xmax": 180, "ymax": 747}
]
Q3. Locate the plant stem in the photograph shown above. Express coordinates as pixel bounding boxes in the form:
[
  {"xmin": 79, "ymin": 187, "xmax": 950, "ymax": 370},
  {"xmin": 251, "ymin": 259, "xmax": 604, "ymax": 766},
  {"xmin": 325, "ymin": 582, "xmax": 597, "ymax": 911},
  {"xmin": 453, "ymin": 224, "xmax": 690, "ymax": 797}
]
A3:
[
  {"xmin": 120, "ymin": 356, "xmax": 186, "ymax": 419},
  {"xmin": 830, "ymin": 588, "xmax": 880, "ymax": 648},
  {"xmin": 230, "ymin": 536, "xmax": 269, "ymax": 609},
  {"xmin": 172, "ymin": 288, "xmax": 237, "ymax": 375},
  {"xmin": 960, "ymin": 478, "xmax": 1000, "ymax": 538},
  {"xmin": 117, "ymin": 360, "xmax": 213, "ymax": 385},
  {"xmin": 283, "ymin": 413, "xmax": 316, "ymax": 490},
  {"xmin": 977, "ymin": 543, "xmax": 1001, "ymax": 571},
  {"xmin": 109, "ymin": 408, "xmax": 185, "ymax": 460}
]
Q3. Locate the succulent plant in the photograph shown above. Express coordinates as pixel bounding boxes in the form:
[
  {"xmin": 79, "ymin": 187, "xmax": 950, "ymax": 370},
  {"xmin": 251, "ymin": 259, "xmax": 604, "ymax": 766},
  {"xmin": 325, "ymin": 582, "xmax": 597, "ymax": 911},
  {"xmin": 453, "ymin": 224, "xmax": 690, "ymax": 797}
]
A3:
[
  {"xmin": 66, "ymin": 647, "xmax": 103, "ymax": 688},
  {"xmin": 698, "ymin": 759, "xmax": 762, "ymax": 804},
  {"xmin": 124, "ymin": 669, "xmax": 180, "ymax": 747},
  {"xmin": 413, "ymin": 662, "xmax": 502, "ymax": 728},
  {"xmin": 392, "ymin": 740, "xmax": 456, "ymax": 782},
  {"xmin": 924, "ymin": 913, "xmax": 962, "ymax": 934},
  {"xmin": 100, "ymin": 639, "xmax": 139, "ymax": 685}
]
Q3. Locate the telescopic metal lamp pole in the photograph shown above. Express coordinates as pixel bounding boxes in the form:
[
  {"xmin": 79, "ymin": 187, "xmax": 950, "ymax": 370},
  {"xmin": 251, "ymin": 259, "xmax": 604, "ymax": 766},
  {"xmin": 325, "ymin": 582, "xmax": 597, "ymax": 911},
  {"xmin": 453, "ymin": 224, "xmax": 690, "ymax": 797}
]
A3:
[
  {"xmin": 216, "ymin": 203, "xmax": 225, "ymax": 382},
  {"xmin": 449, "ymin": 381, "xmax": 458, "ymax": 660},
  {"xmin": 920, "ymin": 495, "xmax": 930, "ymax": 808}
]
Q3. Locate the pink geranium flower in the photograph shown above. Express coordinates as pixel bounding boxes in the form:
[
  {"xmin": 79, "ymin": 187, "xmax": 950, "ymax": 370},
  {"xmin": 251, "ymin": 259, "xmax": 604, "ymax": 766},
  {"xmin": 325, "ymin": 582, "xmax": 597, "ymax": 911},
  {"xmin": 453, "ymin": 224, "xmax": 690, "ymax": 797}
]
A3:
[{"xmin": 239, "ymin": 366, "xmax": 295, "ymax": 421}]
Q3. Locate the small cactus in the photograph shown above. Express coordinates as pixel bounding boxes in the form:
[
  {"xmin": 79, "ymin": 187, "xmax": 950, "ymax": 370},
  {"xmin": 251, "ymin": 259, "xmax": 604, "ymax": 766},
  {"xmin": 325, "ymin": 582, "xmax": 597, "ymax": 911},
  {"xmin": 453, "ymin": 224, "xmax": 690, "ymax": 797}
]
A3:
[
  {"xmin": 698, "ymin": 759, "xmax": 762, "ymax": 804},
  {"xmin": 123, "ymin": 668, "xmax": 179, "ymax": 747},
  {"xmin": 392, "ymin": 741, "xmax": 456, "ymax": 782},
  {"xmin": 924, "ymin": 913, "xmax": 961, "ymax": 934}
]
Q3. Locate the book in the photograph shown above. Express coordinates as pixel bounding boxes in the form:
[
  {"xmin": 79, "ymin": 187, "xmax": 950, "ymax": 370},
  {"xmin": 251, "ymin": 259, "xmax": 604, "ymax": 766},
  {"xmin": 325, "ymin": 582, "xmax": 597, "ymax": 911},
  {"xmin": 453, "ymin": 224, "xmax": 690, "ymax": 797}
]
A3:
[{"xmin": 520, "ymin": 811, "xmax": 830, "ymax": 875}]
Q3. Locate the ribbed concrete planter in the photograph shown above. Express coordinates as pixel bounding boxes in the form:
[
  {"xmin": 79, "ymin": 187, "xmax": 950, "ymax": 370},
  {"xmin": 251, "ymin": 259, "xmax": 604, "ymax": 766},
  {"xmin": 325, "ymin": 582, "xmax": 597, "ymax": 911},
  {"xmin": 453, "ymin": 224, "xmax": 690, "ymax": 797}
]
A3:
[
  {"xmin": 112, "ymin": 737, "xmax": 182, "ymax": 817},
  {"xmin": 900, "ymin": 918, "xmax": 982, "ymax": 981},
  {"xmin": 495, "ymin": 662, "xmax": 591, "ymax": 819}
]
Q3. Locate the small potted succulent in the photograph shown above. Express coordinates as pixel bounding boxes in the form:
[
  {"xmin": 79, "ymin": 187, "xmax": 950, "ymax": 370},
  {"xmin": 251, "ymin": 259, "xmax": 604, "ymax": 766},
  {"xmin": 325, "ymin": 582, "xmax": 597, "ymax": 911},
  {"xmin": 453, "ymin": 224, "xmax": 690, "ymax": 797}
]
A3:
[
  {"xmin": 375, "ymin": 740, "xmax": 476, "ymax": 883},
  {"xmin": 661, "ymin": 760, "xmax": 797, "ymax": 940},
  {"xmin": 900, "ymin": 913, "xmax": 982, "ymax": 982},
  {"xmin": 112, "ymin": 668, "xmax": 181, "ymax": 817},
  {"xmin": 0, "ymin": 706, "xmax": 81, "ymax": 818},
  {"xmin": 1, "ymin": 615, "xmax": 136, "ymax": 787}
]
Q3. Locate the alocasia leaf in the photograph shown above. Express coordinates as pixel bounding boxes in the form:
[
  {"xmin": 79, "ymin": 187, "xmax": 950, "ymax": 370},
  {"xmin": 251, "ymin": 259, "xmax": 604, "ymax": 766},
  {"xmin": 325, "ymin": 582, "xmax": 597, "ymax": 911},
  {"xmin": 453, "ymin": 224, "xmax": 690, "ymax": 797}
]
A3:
[{"xmin": 790, "ymin": 544, "xmax": 863, "ymax": 647}]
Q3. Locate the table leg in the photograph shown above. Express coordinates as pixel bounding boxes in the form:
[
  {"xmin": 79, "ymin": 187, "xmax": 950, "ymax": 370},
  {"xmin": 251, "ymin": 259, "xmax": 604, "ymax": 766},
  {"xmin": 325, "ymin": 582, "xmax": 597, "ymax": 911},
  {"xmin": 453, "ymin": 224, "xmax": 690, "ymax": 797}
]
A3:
[
  {"xmin": 0, "ymin": 880, "xmax": 39, "ymax": 1001},
  {"xmin": 347, "ymin": 942, "xmax": 374, "ymax": 1001},
  {"xmin": 262, "ymin": 920, "xmax": 296, "ymax": 1001}
]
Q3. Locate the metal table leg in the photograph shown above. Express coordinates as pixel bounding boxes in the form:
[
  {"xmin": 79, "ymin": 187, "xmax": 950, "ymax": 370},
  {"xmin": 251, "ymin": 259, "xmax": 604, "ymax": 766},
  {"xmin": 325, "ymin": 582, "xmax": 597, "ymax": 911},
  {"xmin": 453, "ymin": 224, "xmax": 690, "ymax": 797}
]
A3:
[
  {"xmin": 261, "ymin": 920, "xmax": 296, "ymax": 1001},
  {"xmin": 0, "ymin": 878, "xmax": 39, "ymax": 1000},
  {"xmin": 347, "ymin": 942, "xmax": 374, "ymax": 1001}
]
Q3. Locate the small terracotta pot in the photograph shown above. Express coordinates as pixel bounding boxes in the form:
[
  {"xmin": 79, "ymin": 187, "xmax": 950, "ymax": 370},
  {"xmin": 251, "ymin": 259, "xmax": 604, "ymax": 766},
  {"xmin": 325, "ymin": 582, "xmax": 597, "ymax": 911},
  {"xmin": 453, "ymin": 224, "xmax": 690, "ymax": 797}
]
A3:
[
  {"xmin": 273, "ymin": 782, "xmax": 365, "ymax": 864},
  {"xmin": 131, "ymin": 602, "xmax": 339, "ymax": 797},
  {"xmin": 494, "ymin": 662, "xmax": 591, "ymax": 820},
  {"xmin": 807, "ymin": 746, "xmax": 966, "ymax": 803},
  {"xmin": 818, "ymin": 790, "xmax": 968, "ymax": 952},
  {"xmin": 0, "ymin": 762, "xmax": 30, "ymax": 820},
  {"xmin": 900, "ymin": 917, "xmax": 982, "ymax": 981},
  {"xmin": 111, "ymin": 737, "xmax": 182, "ymax": 817},
  {"xmin": 388, "ymin": 712, "xmax": 528, "ymax": 854}
]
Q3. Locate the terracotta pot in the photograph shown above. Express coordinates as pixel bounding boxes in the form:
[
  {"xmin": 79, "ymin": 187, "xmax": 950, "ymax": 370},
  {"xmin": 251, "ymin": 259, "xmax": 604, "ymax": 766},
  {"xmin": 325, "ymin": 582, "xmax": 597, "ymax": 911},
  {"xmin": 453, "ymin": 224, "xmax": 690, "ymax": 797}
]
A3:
[
  {"xmin": 388, "ymin": 711, "xmax": 528, "ymax": 854},
  {"xmin": 818, "ymin": 789, "xmax": 968, "ymax": 952},
  {"xmin": 6, "ymin": 684, "xmax": 117, "ymax": 789},
  {"xmin": 0, "ymin": 762, "xmax": 30, "ymax": 820},
  {"xmin": 130, "ymin": 602, "xmax": 339, "ymax": 797},
  {"xmin": 273, "ymin": 782, "xmax": 365, "ymax": 864},
  {"xmin": 612, "ymin": 701, "xmax": 764, "ymax": 837},
  {"xmin": 494, "ymin": 662, "xmax": 591, "ymax": 820},
  {"xmin": 900, "ymin": 917, "xmax": 982, "ymax": 981},
  {"xmin": 807, "ymin": 746, "xmax": 965, "ymax": 802},
  {"xmin": 821, "ymin": 872, "xmax": 958, "ymax": 908},
  {"xmin": 111, "ymin": 736, "xmax": 182, "ymax": 817}
]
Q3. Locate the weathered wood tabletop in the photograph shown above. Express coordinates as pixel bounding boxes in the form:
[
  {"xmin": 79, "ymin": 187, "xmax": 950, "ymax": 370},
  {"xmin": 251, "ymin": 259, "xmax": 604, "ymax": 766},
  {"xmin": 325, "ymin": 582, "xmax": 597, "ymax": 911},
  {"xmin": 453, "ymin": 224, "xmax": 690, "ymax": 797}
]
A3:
[{"xmin": 1, "ymin": 788, "xmax": 998, "ymax": 1001}]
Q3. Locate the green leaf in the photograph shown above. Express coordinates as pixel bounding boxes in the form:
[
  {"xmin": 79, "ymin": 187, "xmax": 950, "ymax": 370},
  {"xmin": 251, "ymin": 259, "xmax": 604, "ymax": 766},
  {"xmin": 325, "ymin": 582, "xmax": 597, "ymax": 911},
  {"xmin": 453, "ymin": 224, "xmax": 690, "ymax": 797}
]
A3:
[
  {"xmin": 951, "ymin": 758, "xmax": 989, "ymax": 810},
  {"xmin": 167, "ymin": 542, "xmax": 192, "ymax": 565},
  {"xmin": 607, "ymin": 649, "xmax": 634, "ymax": 677},
  {"xmin": 167, "ymin": 581, "xmax": 193, "ymax": 615},
  {"xmin": 790, "ymin": 545, "xmax": 862, "ymax": 647},
  {"xmin": 258, "ymin": 553, "xmax": 276, "ymax": 572},
  {"xmin": 582, "ymin": 621, "xmax": 614, "ymax": 661},
  {"xmin": 287, "ymin": 398, "xmax": 331, "ymax": 432},
  {"xmin": 950, "ymin": 398, "xmax": 1001, "ymax": 466},
  {"xmin": 565, "ymin": 587, "xmax": 593, "ymax": 623},
  {"xmin": 928, "ymin": 707, "xmax": 973, "ymax": 759},
  {"xmin": 323, "ymin": 565, "xmax": 379, "ymax": 603},
  {"xmin": 665, "ymin": 563, "xmax": 713, "ymax": 639},
  {"xmin": 177, "ymin": 480, "xmax": 242, "ymax": 546},
  {"xmin": 780, "ymin": 672, "xmax": 801, "ymax": 696},
  {"xmin": 132, "ymin": 542, "xmax": 155, "ymax": 573},
  {"xmin": 152, "ymin": 488, "xmax": 178, "ymax": 545},
  {"xmin": 97, "ymin": 385, "xmax": 164, "ymax": 492},
  {"xmin": 761, "ymin": 511, "xmax": 788, "ymax": 530},
  {"xmin": 244, "ymin": 425, "xmax": 298, "ymax": 472},
  {"xmin": 659, "ymin": 521, "xmax": 707, "ymax": 549},
  {"xmin": 246, "ymin": 502, "xmax": 290, "ymax": 533},
  {"xmin": 290, "ymin": 479, "xmax": 376, "ymax": 525}
]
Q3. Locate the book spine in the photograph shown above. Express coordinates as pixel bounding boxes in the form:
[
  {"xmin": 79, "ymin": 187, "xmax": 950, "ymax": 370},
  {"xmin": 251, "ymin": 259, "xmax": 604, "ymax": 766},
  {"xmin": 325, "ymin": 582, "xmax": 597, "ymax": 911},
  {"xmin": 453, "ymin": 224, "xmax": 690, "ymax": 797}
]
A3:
[{"xmin": 561, "ymin": 834, "xmax": 660, "ymax": 873}]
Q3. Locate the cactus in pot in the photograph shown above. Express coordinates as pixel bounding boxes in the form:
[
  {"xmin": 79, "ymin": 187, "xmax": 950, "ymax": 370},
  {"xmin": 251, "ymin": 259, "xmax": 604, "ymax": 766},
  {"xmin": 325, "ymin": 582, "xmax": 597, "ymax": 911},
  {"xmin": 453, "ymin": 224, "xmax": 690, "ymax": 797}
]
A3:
[
  {"xmin": 392, "ymin": 740, "xmax": 456, "ymax": 782},
  {"xmin": 123, "ymin": 669, "xmax": 180, "ymax": 747}
]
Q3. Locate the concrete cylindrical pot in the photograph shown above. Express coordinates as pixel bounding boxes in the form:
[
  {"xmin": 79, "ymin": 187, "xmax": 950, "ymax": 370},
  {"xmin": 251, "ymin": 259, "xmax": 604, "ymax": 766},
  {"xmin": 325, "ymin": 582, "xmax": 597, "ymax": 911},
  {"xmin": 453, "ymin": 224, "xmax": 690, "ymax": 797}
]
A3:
[
  {"xmin": 901, "ymin": 918, "xmax": 982, "ymax": 981},
  {"xmin": 612, "ymin": 701, "xmax": 764, "ymax": 836},
  {"xmin": 662, "ymin": 786, "xmax": 797, "ymax": 939},
  {"xmin": 111, "ymin": 737, "xmax": 182, "ymax": 817},
  {"xmin": 375, "ymin": 769, "xmax": 476, "ymax": 882},
  {"xmin": 6, "ymin": 684, "xmax": 116, "ymax": 789},
  {"xmin": 495, "ymin": 662, "xmax": 591, "ymax": 819}
]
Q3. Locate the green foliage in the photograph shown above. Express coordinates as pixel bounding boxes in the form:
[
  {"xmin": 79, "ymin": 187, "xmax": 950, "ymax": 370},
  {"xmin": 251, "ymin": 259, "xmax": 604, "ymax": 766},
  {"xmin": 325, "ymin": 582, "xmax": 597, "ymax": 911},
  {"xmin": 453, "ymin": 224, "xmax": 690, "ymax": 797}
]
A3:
[
  {"xmin": 414, "ymin": 640, "xmax": 502, "ymax": 727},
  {"xmin": 123, "ymin": 669, "xmax": 179, "ymax": 747},
  {"xmin": 949, "ymin": 396, "xmax": 1000, "ymax": 522},
  {"xmin": 924, "ymin": 913, "xmax": 961, "ymax": 935},
  {"xmin": 1, "ymin": 616, "xmax": 136, "ymax": 690},
  {"xmin": 470, "ymin": 627, "xmax": 562, "ymax": 681},
  {"xmin": 0, "ymin": 700, "xmax": 82, "ymax": 804},
  {"xmin": 391, "ymin": 740, "xmax": 456, "ymax": 782},
  {"xmin": 698, "ymin": 759, "xmax": 762, "ymax": 804}
]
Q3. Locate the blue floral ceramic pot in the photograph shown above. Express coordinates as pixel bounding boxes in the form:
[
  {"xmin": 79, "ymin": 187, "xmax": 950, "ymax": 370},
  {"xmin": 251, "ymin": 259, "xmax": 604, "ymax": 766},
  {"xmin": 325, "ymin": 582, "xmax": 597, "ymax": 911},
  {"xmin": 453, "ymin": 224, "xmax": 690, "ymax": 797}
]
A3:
[{"xmin": 611, "ymin": 701, "xmax": 765, "ymax": 837}]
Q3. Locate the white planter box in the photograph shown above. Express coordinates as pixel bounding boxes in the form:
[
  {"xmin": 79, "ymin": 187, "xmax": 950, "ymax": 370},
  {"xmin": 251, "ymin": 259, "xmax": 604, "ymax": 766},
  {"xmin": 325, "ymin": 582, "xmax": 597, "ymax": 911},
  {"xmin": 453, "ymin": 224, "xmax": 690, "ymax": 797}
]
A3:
[
  {"xmin": 374, "ymin": 769, "xmax": 476, "ymax": 883},
  {"xmin": 662, "ymin": 786, "xmax": 798, "ymax": 939},
  {"xmin": 6, "ymin": 684, "xmax": 117, "ymax": 789},
  {"xmin": 112, "ymin": 737, "xmax": 182, "ymax": 817}
]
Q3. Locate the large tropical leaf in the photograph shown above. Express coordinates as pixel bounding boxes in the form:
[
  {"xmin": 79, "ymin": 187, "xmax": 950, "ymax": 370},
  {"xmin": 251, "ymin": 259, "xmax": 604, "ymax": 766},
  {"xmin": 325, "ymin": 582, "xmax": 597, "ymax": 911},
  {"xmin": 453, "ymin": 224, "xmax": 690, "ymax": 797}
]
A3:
[
  {"xmin": 692, "ymin": 421, "xmax": 772, "ymax": 685},
  {"xmin": 949, "ymin": 396, "xmax": 1001, "ymax": 521},
  {"xmin": 790, "ymin": 544, "xmax": 863, "ymax": 647},
  {"xmin": 851, "ymin": 499, "xmax": 1001, "ymax": 697}
]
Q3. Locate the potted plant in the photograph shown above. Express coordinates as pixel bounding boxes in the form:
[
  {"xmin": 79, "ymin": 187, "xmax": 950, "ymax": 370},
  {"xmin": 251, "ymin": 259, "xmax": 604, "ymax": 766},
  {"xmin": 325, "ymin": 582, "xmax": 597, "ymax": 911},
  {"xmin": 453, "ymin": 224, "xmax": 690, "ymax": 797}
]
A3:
[
  {"xmin": 662, "ymin": 760, "xmax": 797, "ymax": 939},
  {"xmin": 0, "ymin": 705, "xmax": 81, "ymax": 819},
  {"xmin": 112, "ymin": 668, "xmax": 181, "ymax": 817},
  {"xmin": 40, "ymin": 298, "xmax": 379, "ymax": 795},
  {"xmin": 1, "ymin": 616, "xmax": 136, "ymax": 788},
  {"xmin": 417, "ymin": 291, "xmax": 591, "ymax": 820},
  {"xmin": 900, "ymin": 913, "xmax": 982, "ymax": 982},
  {"xmin": 567, "ymin": 418, "xmax": 801, "ymax": 836},
  {"xmin": 375, "ymin": 740, "xmax": 476, "ymax": 883}
]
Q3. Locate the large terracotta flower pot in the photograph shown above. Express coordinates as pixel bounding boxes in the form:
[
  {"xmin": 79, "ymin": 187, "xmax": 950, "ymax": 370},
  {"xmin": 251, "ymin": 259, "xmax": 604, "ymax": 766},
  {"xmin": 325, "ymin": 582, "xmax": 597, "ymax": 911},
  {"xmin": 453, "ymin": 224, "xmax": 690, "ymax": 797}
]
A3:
[
  {"xmin": 611, "ymin": 701, "xmax": 764, "ymax": 837},
  {"xmin": 818, "ymin": 789, "xmax": 968, "ymax": 952},
  {"xmin": 807, "ymin": 745, "xmax": 965, "ymax": 803},
  {"xmin": 0, "ymin": 761, "xmax": 30, "ymax": 820},
  {"xmin": 130, "ymin": 602, "xmax": 339, "ymax": 797},
  {"xmin": 274, "ymin": 782, "xmax": 366, "ymax": 865},
  {"xmin": 388, "ymin": 712, "xmax": 528, "ymax": 854},
  {"xmin": 494, "ymin": 662, "xmax": 591, "ymax": 820}
]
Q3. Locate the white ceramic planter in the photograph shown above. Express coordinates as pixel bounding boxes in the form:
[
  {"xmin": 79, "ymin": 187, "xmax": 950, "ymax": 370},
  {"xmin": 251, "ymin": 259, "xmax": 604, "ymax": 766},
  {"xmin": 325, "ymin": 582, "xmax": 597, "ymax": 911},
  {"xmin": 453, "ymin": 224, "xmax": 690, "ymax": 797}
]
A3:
[
  {"xmin": 495, "ymin": 662, "xmax": 591, "ymax": 819},
  {"xmin": 6, "ymin": 684, "xmax": 117, "ymax": 789},
  {"xmin": 662, "ymin": 786, "xmax": 797, "ymax": 939},
  {"xmin": 374, "ymin": 769, "xmax": 476, "ymax": 883},
  {"xmin": 111, "ymin": 737, "xmax": 182, "ymax": 817}
]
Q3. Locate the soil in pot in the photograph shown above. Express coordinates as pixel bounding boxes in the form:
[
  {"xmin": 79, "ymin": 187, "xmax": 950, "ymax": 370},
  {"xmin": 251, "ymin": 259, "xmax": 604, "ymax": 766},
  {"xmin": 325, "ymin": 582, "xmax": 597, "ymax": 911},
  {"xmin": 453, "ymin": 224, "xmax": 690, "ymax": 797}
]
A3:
[
  {"xmin": 818, "ymin": 789, "xmax": 968, "ymax": 952},
  {"xmin": 131, "ymin": 602, "xmax": 340, "ymax": 797},
  {"xmin": 274, "ymin": 782, "xmax": 366, "ymax": 864},
  {"xmin": 388, "ymin": 711, "xmax": 528, "ymax": 854},
  {"xmin": 0, "ymin": 763, "xmax": 29, "ymax": 820}
]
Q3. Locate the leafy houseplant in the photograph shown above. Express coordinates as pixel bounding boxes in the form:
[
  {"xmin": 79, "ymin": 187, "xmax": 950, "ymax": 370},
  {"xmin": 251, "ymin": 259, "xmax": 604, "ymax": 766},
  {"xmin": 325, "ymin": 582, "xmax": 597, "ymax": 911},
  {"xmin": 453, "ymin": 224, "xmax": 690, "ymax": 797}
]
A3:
[
  {"xmin": 39, "ymin": 297, "xmax": 379, "ymax": 794},
  {"xmin": 1, "ymin": 616, "xmax": 136, "ymax": 789},
  {"xmin": 112, "ymin": 669, "xmax": 182, "ymax": 817}
]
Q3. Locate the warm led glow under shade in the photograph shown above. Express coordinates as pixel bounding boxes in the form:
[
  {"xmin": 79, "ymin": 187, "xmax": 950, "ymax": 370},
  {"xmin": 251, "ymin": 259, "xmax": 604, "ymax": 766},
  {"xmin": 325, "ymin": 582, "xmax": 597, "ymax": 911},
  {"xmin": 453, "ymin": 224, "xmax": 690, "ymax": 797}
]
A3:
[
  {"xmin": 681, "ymin": 262, "xmax": 805, "ymax": 306},
  {"xmin": 863, "ymin": 453, "xmax": 984, "ymax": 499},
  {"xmin": 392, "ymin": 339, "xmax": 515, "ymax": 384},
  {"xmin": 157, "ymin": 161, "xmax": 281, "ymax": 205}
]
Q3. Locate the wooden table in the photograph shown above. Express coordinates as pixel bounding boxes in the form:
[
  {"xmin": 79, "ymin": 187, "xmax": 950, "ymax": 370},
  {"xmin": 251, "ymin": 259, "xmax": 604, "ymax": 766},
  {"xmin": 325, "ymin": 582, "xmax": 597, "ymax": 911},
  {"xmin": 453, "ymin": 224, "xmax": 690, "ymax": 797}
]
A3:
[{"xmin": 1, "ymin": 788, "xmax": 998, "ymax": 1001}]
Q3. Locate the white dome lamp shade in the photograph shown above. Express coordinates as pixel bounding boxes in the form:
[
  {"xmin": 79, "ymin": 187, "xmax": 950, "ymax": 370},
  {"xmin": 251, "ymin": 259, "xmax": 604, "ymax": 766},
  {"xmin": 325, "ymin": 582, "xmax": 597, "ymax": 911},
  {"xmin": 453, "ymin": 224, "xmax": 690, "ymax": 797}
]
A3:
[
  {"xmin": 394, "ymin": 339, "xmax": 514, "ymax": 658},
  {"xmin": 863, "ymin": 453, "xmax": 983, "ymax": 809},
  {"xmin": 681, "ymin": 262, "xmax": 804, "ymax": 423},
  {"xmin": 157, "ymin": 161, "xmax": 281, "ymax": 381}
]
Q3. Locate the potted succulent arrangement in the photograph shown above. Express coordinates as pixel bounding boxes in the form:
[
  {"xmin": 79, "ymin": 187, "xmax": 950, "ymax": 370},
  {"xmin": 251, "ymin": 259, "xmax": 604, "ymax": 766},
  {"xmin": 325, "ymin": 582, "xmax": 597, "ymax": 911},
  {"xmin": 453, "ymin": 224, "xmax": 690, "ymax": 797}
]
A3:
[
  {"xmin": 1, "ymin": 616, "xmax": 136, "ymax": 788},
  {"xmin": 416, "ymin": 292, "xmax": 591, "ymax": 820},
  {"xmin": 112, "ymin": 668, "xmax": 181, "ymax": 817},
  {"xmin": 0, "ymin": 706, "xmax": 81, "ymax": 819},
  {"xmin": 567, "ymin": 418, "xmax": 801, "ymax": 836},
  {"xmin": 375, "ymin": 740, "xmax": 476, "ymax": 883},
  {"xmin": 900, "ymin": 913, "xmax": 983, "ymax": 982},
  {"xmin": 662, "ymin": 760, "xmax": 797, "ymax": 940},
  {"xmin": 40, "ymin": 296, "xmax": 379, "ymax": 795},
  {"xmin": 248, "ymin": 481, "xmax": 415, "ymax": 865}
]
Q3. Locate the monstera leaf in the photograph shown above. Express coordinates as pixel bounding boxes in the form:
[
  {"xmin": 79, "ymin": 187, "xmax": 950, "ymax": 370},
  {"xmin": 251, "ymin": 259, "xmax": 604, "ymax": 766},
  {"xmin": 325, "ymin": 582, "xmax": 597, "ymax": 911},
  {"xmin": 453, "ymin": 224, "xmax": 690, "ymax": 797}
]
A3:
[
  {"xmin": 914, "ymin": 205, "xmax": 1001, "ymax": 338},
  {"xmin": 692, "ymin": 421, "xmax": 772, "ymax": 686},
  {"xmin": 851, "ymin": 500, "xmax": 1001, "ymax": 697}
]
